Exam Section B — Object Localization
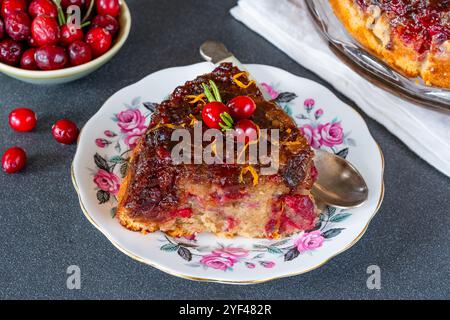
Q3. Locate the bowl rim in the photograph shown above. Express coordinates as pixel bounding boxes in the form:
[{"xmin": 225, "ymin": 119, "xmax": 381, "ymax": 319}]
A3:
[{"xmin": 0, "ymin": 0, "xmax": 131, "ymax": 80}]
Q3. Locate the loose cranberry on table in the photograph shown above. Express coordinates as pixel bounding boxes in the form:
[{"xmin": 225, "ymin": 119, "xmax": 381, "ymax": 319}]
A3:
[
  {"xmin": 91, "ymin": 14, "xmax": 118, "ymax": 36},
  {"xmin": 28, "ymin": 0, "xmax": 57, "ymax": 18},
  {"xmin": 4, "ymin": 11, "xmax": 30, "ymax": 41},
  {"xmin": 95, "ymin": 0, "xmax": 120, "ymax": 18},
  {"xmin": 2, "ymin": 146, "xmax": 27, "ymax": 174},
  {"xmin": 227, "ymin": 96, "xmax": 256, "ymax": 120},
  {"xmin": 68, "ymin": 40, "xmax": 91, "ymax": 65},
  {"xmin": 31, "ymin": 15, "xmax": 60, "ymax": 46},
  {"xmin": 34, "ymin": 44, "xmax": 68, "ymax": 70},
  {"xmin": 1, "ymin": 0, "xmax": 27, "ymax": 18},
  {"xmin": 52, "ymin": 119, "xmax": 79, "ymax": 144},
  {"xmin": 9, "ymin": 107, "xmax": 37, "ymax": 132},
  {"xmin": 20, "ymin": 47, "xmax": 37, "ymax": 69},
  {"xmin": 0, "ymin": 38, "xmax": 23, "ymax": 65},
  {"xmin": 85, "ymin": 26, "xmax": 111, "ymax": 57},
  {"xmin": 60, "ymin": 23, "xmax": 83, "ymax": 46},
  {"xmin": 234, "ymin": 119, "xmax": 258, "ymax": 144}
]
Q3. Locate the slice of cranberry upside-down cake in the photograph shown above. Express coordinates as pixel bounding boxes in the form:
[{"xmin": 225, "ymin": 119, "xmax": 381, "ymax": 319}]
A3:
[{"xmin": 117, "ymin": 63, "xmax": 318, "ymax": 239}]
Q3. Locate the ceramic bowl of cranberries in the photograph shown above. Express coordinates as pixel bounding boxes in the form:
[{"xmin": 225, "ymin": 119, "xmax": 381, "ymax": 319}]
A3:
[{"xmin": 0, "ymin": 0, "xmax": 131, "ymax": 84}]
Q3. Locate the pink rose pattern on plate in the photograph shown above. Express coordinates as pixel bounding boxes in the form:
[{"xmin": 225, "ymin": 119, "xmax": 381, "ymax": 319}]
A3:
[
  {"xmin": 158, "ymin": 204, "xmax": 351, "ymax": 269},
  {"xmin": 90, "ymin": 91, "xmax": 354, "ymax": 269},
  {"xmin": 295, "ymin": 230, "xmax": 325, "ymax": 252},
  {"xmin": 91, "ymin": 97, "xmax": 153, "ymax": 216},
  {"xmin": 159, "ymin": 235, "xmax": 278, "ymax": 271},
  {"xmin": 116, "ymin": 109, "xmax": 147, "ymax": 134},
  {"xmin": 294, "ymin": 95, "xmax": 356, "ymax": 159},
  {"xmin": 261, "ymin": 82, "xmax": 298, "ymax": 115},
  {"xmin": 93, "ymin": 169, "xmax": 121, "ymax": 196}
]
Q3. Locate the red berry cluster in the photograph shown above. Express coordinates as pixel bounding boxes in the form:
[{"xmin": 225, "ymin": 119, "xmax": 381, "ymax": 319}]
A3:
[
  {"xmin": 2, "ymin": 107, "xmax": 79, "ymax": 173},
  {"xmin": 0, "ymin": 0, "xmax": 121, "ymax": 70},
  {"xmin": 201, "ymin": 81, "xmax": 258, "ymax": 144}
]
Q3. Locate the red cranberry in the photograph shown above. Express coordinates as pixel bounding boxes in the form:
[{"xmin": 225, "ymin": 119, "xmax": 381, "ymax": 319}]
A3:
[
  {"xmin": 2, "ymin": 146, "xmax": 27, "ymax": 174},
  {"xmin": 227, "ymin": 96, "xmax": 256, "ymax": 120},
  {"xmin": 9, "ymin": 107, "xmax": 37, "ymax": 132},
  {"xmin": 20, "ymin": 47, "xmax": 38, "ymax": 69},
  {"xmin": 310, "ymin": 165, "xmax": 318, "ymax": 182},
  {"xmin": 5, "ymin": 11, "xmax": 30, "ymax": 41},
  {"xmin": 85, "ymin": 26, "xmax": 111, "ymax": 57},
  {"xmin": 28, "ymin": 0, "xmax": 57, "ymax": 18},
  {"xmin": 68, "ymin": 40, "xmax": 91, "ymax": 65},
  {"xmin": 284, "ymin": 195, "xmax": 315, "ymax": 219},
  {"xmin": 0, "ymin": 18, "xmax": 4, "ymax": 39},
  {"xmin": 31, "ymin": 15, "xmax": 60, "ymax": 46},
  {"xmin": 201, "ymin": 101, "xmax": 230, "ymax": 130},
  {"xmin": 28, "ymin": 36, "xmax": 38, "ymax": 46},
  {"xmin": 61, "ymin": 0, "xmax": 85, "ymax": 10},
  {"xmin": 234, "ymin": 119, "xmax": 258, "ymax": 144},
  {"xmin": 95, "ymin": 0, "xmax": 120, "ymax": 17},
  {"xmin": 52, "ymin": 119, "xmax": 79, "ymax": 144},
  {"xmin": 0, "ymin": 38, "xmax": 23, "ymax": 65},
  {"xmin": 91, "ymin": 14, "xmax": 118, "ymax": 36},
  {"xmin": 60, "ymin": 23, "xmax": 83, "ymax": 46},
  {"xmin": 35, "ymin": 44, "xmax": 68, "ymax": 70},
  {"xmin": 1, "ymin": 0, "xmax": 27, "ymax": 18}
]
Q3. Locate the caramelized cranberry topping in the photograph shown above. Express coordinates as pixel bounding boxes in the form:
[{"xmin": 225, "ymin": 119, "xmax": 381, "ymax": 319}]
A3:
[
  {"xmin": 123, "ymin": 63, "xmax": 314, "ymax": 222},
  {"xmin": 279, "ymin": 195, "xmax": 316, "ymax": 234},
  {"xmin": 356, "ymin": 0, "xmax": 450, "ymax": 53}
]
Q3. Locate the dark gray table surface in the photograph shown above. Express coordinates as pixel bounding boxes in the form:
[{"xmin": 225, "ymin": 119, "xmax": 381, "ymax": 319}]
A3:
[{"xmin": 0, "ymin": 0, "xmax": 449, "ymax": 300}]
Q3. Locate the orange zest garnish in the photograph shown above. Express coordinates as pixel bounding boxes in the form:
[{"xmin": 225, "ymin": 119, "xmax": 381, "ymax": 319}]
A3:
[
  {"xmin": 237, "ymin": 139, "xmax": 258, "ymax": 162},
  {"xmin": 149, "ymin": 123, "xmax": 178, "ymax": 132},
  {"xmin": 239, "ymin": 165, "xmax": 259, "ymax": 186},
  {"xmin": 237, "ymin": 125, "xmax": 260, "ymax": 161},
  {"xmin": 186, "ymin": 93, "xmax": 206, "ymax": 105},
  {"xmin": 232, "ymin": 72, "xmax": 256, "ymax": 89},
  {"xmin": 188, "ymin": 114, "xmax": 198, "ymax": 126},
  {"xmin": 148, "ymin": 124, "xmax": 162, "ymax": 132},
  {"xmin": 211, "ymin": 140, "xmax": 217, "ymax": 156},
  {"xmin": 281, "ymin": 141, "xmax": 302, "ymax": 146}
]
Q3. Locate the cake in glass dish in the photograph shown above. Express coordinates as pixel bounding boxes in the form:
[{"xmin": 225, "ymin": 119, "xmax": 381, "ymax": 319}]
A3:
[
  {"xmin": 116, "ymin": 63, "xmax": 318, "ymax": 239},
  {"xmin": 330, "ymin": 0, "xmax": 450, "ymax": 88}
]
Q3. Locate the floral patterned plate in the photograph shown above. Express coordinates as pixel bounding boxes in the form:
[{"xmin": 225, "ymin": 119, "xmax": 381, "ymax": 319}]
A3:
[{"xmin": 72, "ymin": 63, "xmax": 384, "ymax": 284}]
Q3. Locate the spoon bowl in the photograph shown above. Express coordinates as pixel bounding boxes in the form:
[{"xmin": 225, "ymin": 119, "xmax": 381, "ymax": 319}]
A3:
[{"xmin": 312, "ymin": 149, "xmax": 369, "ymax": 208}]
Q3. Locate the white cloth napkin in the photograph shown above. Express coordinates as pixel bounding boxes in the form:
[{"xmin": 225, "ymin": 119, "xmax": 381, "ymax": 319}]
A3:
[{"xmin": 231, "ymin": 0, "xmax": 450, "ymax": 177}]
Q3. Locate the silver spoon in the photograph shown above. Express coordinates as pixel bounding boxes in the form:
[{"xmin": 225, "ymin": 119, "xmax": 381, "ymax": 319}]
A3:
[
  {"xmin": 312, "ymin": 149, "xmax": 368, "ymax": 208},
  {"xmin": 200, "ymin": 40, "xmax": 369, "ymax": 208}
]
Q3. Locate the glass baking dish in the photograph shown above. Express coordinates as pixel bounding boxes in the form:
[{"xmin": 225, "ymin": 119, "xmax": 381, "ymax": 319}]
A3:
[{"xmin": 305, "ymin": 0, "xmax": 450, "ymax": 113}]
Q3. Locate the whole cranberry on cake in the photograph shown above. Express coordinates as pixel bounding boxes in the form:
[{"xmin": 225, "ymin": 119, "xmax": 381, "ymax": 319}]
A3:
[
  {"xmin": 330, "ymin": 0, "xmax": 450, "ymax": 88},
  {"xmin": 116, "ymin": 63, "xmax": 319, "ymax": 239}
]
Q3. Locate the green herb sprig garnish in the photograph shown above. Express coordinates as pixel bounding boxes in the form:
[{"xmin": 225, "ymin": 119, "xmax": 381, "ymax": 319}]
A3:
[
  {"xmin": 202, "ymin": 80, "xmax": 222, "ymax": 103},
  {"xmin": 219, "ymin": 112, "xmax": 234, "ymax": 131}
]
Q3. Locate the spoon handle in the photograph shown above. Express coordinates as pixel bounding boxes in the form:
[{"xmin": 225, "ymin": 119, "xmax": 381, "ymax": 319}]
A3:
[{"xmin": 200, "ymin": 40, "xmax": 273, "ymax": 100}]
